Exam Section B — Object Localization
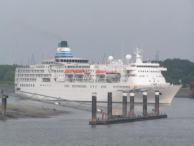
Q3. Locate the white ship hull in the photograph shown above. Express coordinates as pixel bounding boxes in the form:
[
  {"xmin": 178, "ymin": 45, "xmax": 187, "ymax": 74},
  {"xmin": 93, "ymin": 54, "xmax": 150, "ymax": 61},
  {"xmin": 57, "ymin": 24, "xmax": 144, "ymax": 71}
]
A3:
[{"xmin": 15, "ymin": 82, "xmax": 181, "ymax": 104}]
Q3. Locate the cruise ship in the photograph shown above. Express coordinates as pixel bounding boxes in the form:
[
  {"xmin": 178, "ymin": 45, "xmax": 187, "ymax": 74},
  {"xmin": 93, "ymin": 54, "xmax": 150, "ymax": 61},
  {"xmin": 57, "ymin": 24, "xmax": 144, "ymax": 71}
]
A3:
[{"xmin": 15, "ymin": 41, "xmax": 181, "ymax": 104}]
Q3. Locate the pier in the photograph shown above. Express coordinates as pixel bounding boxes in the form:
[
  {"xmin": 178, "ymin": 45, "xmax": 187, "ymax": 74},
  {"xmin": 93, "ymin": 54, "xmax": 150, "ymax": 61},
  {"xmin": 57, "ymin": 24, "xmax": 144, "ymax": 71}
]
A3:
[{"xmin": 89, "ymin": 92, "xmax": 167, "ymax": 125}]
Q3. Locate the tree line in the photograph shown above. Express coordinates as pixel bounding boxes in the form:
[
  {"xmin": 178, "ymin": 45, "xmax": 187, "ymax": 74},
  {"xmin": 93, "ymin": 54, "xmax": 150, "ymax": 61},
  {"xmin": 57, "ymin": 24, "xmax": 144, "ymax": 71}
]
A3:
[
  {"xmin": 154, "ymin": 59, "xmax": 194, "ymax": 87},
  {"xmin": 0, "ymin": 65, "xmax": 20, "ymax": 83},
  {"xmin": 0, "ymin": 58, "xmax": 194, "ymax": 87}
]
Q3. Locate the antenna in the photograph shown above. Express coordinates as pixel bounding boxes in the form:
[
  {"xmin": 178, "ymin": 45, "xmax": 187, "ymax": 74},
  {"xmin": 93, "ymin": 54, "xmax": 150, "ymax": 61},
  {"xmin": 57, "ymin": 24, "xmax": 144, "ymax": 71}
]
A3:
[
  {"xmin": 21, "ymin": 58, "xmax": 23, "ymax": 66},
  {"xmin": 1, "ymin": 58, "xmax": 3, "ymax": 65},
  {"xmin": 44, "ymin": 44, "xmax": 48, "ymax": 60},
  {"xmin": 13, "ymin": 44, "xmax": 17, "ymax": 64},
  {"xmin": 156, "ymin": 51, "xmax": 159, "ymax": 61},
  {"xmin": 122, "ymin": 43, "xmax": 123, "ymax": 61}
]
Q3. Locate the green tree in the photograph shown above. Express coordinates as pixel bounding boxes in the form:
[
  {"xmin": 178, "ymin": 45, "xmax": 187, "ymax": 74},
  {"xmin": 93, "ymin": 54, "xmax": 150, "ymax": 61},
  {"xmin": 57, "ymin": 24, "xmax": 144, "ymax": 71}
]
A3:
[{"xmin": 4, "ymin": 71, "xmax": 15, "ymax": 81}]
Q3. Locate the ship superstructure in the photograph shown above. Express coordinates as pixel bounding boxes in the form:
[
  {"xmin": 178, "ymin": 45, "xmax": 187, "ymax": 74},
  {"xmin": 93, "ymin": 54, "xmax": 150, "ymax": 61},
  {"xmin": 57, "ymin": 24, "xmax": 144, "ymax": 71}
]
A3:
[{"xmin": 15, "ymin": 41, "xmax": 181, "ymax": 103}]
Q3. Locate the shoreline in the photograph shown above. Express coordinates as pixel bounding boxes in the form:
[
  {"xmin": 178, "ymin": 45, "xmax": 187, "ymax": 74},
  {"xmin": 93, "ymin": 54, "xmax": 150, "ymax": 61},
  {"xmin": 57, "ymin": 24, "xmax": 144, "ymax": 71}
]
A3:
[{"xmin": 0, "ymin": 103, "xmax": 69, "ymax": 120}]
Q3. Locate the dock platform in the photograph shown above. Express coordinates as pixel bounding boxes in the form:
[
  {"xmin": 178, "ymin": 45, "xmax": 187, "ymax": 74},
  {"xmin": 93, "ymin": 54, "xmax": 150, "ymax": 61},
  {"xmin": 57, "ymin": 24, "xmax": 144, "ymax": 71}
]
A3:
[{"xmin": 89, "ymin": 114, "xmax": 167, "ymax": 125}]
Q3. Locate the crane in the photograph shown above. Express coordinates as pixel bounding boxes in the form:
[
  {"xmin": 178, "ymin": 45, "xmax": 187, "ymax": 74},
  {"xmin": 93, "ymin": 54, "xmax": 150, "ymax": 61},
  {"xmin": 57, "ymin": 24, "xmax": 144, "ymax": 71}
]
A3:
[
  {"xmin": 31, "ymin": 54, "xmax": 36, "ymax": 65},
  {"xmin": 101, "ymin": 54, "xmax": 106, "ymax": 63}
]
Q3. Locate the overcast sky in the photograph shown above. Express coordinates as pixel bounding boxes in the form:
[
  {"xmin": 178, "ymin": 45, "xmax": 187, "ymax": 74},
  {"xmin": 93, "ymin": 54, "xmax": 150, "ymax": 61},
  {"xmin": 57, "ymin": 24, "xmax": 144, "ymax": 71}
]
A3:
[{"xmin": 0, "ymin": 0, "xmax": 194, "ymax": 65}]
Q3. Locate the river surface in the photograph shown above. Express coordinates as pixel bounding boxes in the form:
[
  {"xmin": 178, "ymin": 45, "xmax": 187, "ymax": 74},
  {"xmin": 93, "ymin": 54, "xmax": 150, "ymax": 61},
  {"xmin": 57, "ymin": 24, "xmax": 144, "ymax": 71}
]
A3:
[{"xmin": 0, "ymin": 97, "xmax": 194, "ymax": 146}]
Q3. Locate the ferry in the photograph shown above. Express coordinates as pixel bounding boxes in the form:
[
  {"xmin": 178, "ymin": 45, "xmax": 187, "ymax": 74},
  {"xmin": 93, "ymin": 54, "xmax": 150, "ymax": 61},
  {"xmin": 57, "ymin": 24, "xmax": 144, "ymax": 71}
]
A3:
[{"xmin": 14, "ymin": 41, "xmax": 181, "ymax": 103}]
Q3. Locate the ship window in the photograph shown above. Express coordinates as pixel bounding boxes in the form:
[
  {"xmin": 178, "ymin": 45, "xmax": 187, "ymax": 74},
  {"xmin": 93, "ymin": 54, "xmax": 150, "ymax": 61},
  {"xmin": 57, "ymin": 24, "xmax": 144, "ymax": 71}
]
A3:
[
  {"xmin": 64, "ymin": 85, "xmax": 69, "ymax": 88},
  {"xmin": 72, "ymin": 85, "xmax": 87, "ymax": 88},
  {"xmin": 75, "ymin": 60, "xmax": 78, "ymax": 62},
  {"xmin": 101, "ymin": 85, "xmax": 106, "ymax": 88},
  {"xmin": 61, "ymin": 60, "xmax": 64, "ymax": 62},
  {"xmin": 72, "ymin": 60, "xmax": 75, "ymax": 62}
]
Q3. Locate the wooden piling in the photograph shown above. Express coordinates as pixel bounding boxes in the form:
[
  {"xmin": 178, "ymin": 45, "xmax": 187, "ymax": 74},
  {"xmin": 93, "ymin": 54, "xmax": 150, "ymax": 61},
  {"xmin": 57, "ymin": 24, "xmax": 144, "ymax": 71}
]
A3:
[
  {"xmin": 130, "ymin": 93, "xmax": 134, "ymax": 118},
  {"xmin": 92, "ymin": 93, "xmax": 97, "ymax": 122},
  {"xmin": 155, "ymin": 92, "xmax": 159, "ymax": 115},
  {"xmin": 143, "ymin": 92, "xmax": 147, "ymax": 116},
  {"xmin": 122, "ymin": 93, "xmax": 127, "ymax": 118},
  {"xmin": 107, "ymin": 92, "xmax": 112, "ymax": 120},
  {"xmin": 1, "ymin": 95, "xmax": 8, "ymax": 117}
]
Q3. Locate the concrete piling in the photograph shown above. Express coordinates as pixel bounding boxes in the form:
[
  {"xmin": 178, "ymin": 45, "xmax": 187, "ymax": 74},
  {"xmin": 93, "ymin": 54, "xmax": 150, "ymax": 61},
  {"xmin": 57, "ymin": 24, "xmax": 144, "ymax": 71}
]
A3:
[
  {"xmin": 122, "ymin": 93, "xmax": 127, "ymax": 118},
  {"xmin": 130, "ymin": 93, "xmax": 134, "ymax": 118},
  {"xmin": 155, "ymin": 91, "xmax": 159, "ymax": 115},
  {"xmin": 143, "ymin": 92, "xmax": 147, "ymax": 116},
  {"xmin": 107, "ymin": 92, "xmax": 112, "ymax": 120},
  {"xmin": 92, "ymin": 93, "xmax": 97, "ymax": 122}
]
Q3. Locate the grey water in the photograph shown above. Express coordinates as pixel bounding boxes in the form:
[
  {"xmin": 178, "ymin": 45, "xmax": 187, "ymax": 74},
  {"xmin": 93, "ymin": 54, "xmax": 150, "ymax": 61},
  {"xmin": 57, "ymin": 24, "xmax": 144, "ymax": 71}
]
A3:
[{"xmin": 0, "ymin": 97, "xmax": 194, "ymax": 146}]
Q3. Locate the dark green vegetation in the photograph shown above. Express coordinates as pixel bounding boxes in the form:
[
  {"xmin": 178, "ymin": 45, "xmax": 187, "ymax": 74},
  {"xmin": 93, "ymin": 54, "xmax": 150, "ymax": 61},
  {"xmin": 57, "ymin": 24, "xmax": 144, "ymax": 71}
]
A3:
[
  {"xmin": 0, "ymin": 65, "xmax": 22, "ymax": 85},
  {"xmin": 154, "ymin": 59, "xmax": 194, "ymax": 88}
]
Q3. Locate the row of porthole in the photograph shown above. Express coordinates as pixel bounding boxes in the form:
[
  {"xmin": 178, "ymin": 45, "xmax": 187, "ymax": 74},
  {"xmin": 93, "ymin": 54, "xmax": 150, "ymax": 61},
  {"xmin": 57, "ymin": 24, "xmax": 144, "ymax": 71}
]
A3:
[
  {"xmin": 138, "ymin": 70, "xmax": 160, "ymax": 73},
  {"xmin": 40, "ymin": 84, "xmax": 51, "ymax": 86}
]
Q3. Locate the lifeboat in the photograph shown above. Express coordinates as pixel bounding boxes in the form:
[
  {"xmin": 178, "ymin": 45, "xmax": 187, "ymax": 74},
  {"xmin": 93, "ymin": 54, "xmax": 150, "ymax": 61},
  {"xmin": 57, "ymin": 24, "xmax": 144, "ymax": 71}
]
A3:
[
  {"xmin": 64, "ymin": 70, "xmax": 74, "ymax": 74},
  {"xmin": 74, "ymin": 70, "xmax": 85, "ymax": 75},
  {"xmin": 96, "ymin": 70, "xmax": 106, "ymax": 74},
  {"xmin": 85, "ymin": 71, "xmax": 91, "ymax": 75},
  {"xmin": 106, "ymin": 71, "xmax": 120, "ymax": 78},
  {"xmin": 106, "ymin": 71, "xmax": 120, "ymax": 74}
]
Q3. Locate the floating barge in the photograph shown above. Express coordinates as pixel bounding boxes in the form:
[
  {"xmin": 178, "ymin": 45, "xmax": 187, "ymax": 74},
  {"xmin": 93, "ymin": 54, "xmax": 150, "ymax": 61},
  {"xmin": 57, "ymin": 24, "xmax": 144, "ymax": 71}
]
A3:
[{"xmin": 89, "ymin": 114, "xmax": 167, "ymax": 125}]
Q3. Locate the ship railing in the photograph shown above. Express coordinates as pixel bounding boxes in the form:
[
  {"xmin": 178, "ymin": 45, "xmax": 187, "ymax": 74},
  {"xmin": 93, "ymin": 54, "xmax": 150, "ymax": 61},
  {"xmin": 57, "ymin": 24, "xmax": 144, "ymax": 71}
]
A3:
[{"xmin": 97, "ymin": 112, "xmax": 167, "ymax": 121}]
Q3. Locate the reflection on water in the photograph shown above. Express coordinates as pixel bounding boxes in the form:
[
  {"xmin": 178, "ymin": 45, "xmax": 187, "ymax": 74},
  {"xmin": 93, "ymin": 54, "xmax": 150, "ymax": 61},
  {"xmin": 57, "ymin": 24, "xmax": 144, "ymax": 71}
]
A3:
[{"xmin": 0, "ymin": 97, "xmax": 194, "ymax": 146}]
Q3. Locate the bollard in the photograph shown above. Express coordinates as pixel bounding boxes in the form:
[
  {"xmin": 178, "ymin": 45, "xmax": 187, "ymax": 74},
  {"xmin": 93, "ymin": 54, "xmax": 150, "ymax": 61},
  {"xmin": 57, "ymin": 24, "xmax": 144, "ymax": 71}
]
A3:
[
  {"xmin": 155, "ymin": 91, "xmax": 159, "ymax": 115},
  {"xmin": 130, "ymin": 93, "xmax": 134, "ymax": 118},
  {"xmin": 1, "ymin": 95, "xmax": 8, "ymax": 117},
  {"xmin": 122, "ymin": 93, "xmax": 127, "ymax": 118},
  {"xmin": 107, "ymin": 92, "xmax": 112, "ymax": 120},
  {"xmin": 143, "ymin": 92, "xmax": 147, "ymax": 116},
  {"xmin": 92, "ymin": 93, "xmax": 97, "ymax": 122}
]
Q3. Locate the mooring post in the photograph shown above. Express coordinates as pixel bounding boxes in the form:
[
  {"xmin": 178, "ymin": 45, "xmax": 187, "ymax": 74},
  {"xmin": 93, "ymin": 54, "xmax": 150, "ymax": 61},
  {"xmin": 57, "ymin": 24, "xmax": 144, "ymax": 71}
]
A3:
[
  {"xmin": 143, "ymin": 92, "xmax": 147, "ymax": 116},
  {"xmin": 92, "ymin": 92, "xmax": 97, "ymax": 122},
  {"xmin": 1, "ymin": 94, "xmax": 8, "ymax": 117},
  {"xmin": 130, "ymin": 93, "xmax": 134, "ymax": 118},
  {"xmin": 155, "ymin": 91, "xmax": 159, "ymax": 115},
  {"xmin": 107, "ymin": 92, "xmax": 112, "ymax": 121},
  {"xmin": 123, "ymin": 93, "xmax": 127, "ymax": 118},
  {"xmin": 190, "ymin": 83, "xmax": 194, "ymax": 98}
]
